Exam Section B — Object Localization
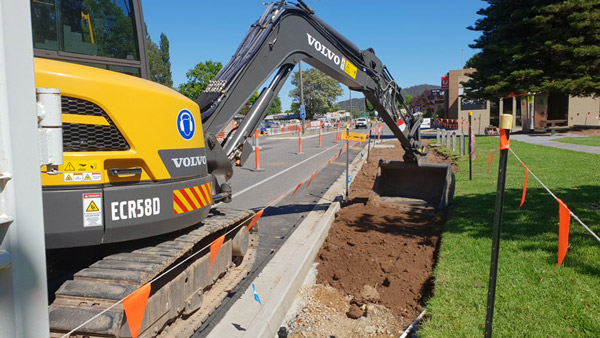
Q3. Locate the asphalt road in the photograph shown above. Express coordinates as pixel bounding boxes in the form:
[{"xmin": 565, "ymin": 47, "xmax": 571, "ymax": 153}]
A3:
[{"xmin": 194, "ymin": 126, "xmax": 378, "ymax": 337}]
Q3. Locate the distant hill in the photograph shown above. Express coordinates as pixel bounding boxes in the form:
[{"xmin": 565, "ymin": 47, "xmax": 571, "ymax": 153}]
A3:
[
  {"xmin": 403, "ymin": 84, "xmax": 439, "ymax": 97},
  {"xmin": 335, "ymin": 84, "xmax": 438, "ymax": 113},
  {"xmin": 336, "ymin": 98, "xmax": 364, "ymax": 112}
]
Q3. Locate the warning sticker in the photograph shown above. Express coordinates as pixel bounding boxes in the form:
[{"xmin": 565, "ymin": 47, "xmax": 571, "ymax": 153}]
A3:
[
  {"xmin": 63, "ymin": 160, "xmax": 101, "ymax": 173},
  {"xmin": 64, "ymin": 172, "xmax": 102, "ymax": 183},
  {"xmin": 344, "ymin": 60, "xmax": 358, "ymax": 79},
  {"xmin": 83, "ymin": 193, "xmax": 103, "ymax": 227}
]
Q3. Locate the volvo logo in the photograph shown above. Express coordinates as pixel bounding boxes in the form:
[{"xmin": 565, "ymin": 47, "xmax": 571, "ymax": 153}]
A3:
[
  {"xmin": 307, "ymin": 33, "xmax": 345, "ymax": 70},
  {"xmin": 171, "ymin": 156, "xmax": 207, "ymax": 168}
]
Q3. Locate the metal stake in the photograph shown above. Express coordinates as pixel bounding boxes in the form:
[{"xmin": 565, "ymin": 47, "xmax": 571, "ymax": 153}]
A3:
[
  {"xmin": 484, "ymin": 114, "xmax": 513, "ymax": 338},
  {"xmin": 346, "ymin": 126, "xmax": 350, "ymax": 203},
  {"xmin": 367, "ymin": 121, "xmax": 372, "ymax": 159},
  {"xmin": 468, "ymin": 111, "xmax": 472, "ymax": 180}
]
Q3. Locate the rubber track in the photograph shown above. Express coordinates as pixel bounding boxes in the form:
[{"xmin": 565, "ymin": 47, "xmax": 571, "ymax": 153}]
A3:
[{"xmin": 49, "ymin": 208, "xmax": 255, "ymax": 338}]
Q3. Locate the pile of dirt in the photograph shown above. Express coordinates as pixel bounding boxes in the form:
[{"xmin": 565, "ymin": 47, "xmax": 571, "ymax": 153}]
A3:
[
  {"xmin": 285, "ymin": 141, "xmax": 450, "ymax": 337},
  {"xmin": 569, "ymin": 128, "xmax": 600, "ymax": 136}
]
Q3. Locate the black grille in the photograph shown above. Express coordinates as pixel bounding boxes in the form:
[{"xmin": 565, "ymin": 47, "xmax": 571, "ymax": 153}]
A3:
[{"xmin": 61, "ymin": 96, "xmax": 129, "ymax": 152}]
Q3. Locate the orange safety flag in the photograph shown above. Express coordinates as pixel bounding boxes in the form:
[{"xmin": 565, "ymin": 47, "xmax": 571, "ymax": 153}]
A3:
[
  {"xmin": 556, "ymin": 198, "xmax": 571, "ymax": 267},
  {"xmin": 247, "ymin": 209, "xmax": 264, "ymax": 232},
  {"xmin": 487, "ymin": 150, "xmax": 497, "ymax": 174},
  {"xmin": 499, "ymin": 129, "xmax": 510, "ymax": 150},
  {"xmin": 487, "ymin": 150, "xmax": 491, "ymax": 167},
  {"xmin": 123, "ymin": 283, "xmax": 151, "ymax": 338},
  {"xmin": 338, "ymin": 149, "xmax": 342, "ymax": 158},
  {"xmin": 291, "ymin": 182, "xmax": 303, "ymax": 197},
  {"xmin": 519, "ymin": 163, "xmax": 529, "ymax": 208},
  {"xmin": 474, "ymin": 150, "xmax": 481, "ymax": 162},
  {"xmin": 333, "ymin": 153, "xmax": 337, "ymax": 162},
  {"xmin": 306, "ymin": 172, "xmax": 316, "ymax": 188},
  {"xmin": 267, "ymin": 193, "xmax": 286, "ymax": 206},
  {"xmin": 209, "ymin": 235, "xmax": 225, "ymax": 273},
  {"xmin": 327, "ymin": 159, "xmax": 331, "ymax": 168}
]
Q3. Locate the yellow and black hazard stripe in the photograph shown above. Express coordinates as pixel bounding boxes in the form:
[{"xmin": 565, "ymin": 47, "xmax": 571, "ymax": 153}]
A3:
[{"xmin": 173, "ymin": 183, "xmax": 212, "ymax": 215}]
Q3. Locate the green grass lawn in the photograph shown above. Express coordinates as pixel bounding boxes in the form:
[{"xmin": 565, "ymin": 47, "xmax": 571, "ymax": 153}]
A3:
[
  {"xmin": 553, "ymin": 136, "xmax": 600, "ymax": 147},
  {"xmin": 420, "ymin": 137, "xmax": 600, "ymax": 337}
]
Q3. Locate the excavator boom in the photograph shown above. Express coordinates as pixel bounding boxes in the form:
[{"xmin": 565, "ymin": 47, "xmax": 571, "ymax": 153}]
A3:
[{"xmin": 199, "ymin": 1, "xmax": 453, "ymax": 207}]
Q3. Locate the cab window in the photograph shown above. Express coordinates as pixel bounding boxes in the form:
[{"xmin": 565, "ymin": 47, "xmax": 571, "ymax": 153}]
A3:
[{"xmin": 31, "ymin": 0, "xmax": 140, "ymax": 62}]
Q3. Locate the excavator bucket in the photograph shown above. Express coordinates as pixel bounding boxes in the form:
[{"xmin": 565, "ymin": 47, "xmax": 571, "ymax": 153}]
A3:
[{"xmin": 371, "ymin": 160, "xmax": 455, "ymax": 209}]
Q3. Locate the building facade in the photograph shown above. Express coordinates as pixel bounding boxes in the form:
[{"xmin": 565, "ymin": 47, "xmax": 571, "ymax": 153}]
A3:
[{"xmin": 442, "ymin": 68, "xmax": 600, "ymax": 133}]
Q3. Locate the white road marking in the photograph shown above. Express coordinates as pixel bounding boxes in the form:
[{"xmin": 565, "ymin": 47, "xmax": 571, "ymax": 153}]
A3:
[{"xmin": 231, "ymin": 144, "xmax": 340, "ymax": 199}]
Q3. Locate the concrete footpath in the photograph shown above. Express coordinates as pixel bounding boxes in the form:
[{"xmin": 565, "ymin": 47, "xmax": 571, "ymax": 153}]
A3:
[
  {"xmin": 511, "ymin": 133, "xmax": 600, "ymax": 155},
  {"xmin": 206, "ymin": 142, "xmax": 371, "ymax": 337}
]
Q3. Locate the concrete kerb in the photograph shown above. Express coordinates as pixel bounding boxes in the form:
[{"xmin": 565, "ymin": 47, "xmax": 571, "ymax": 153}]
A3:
[{"xmin": 207, "ymin": 140, "xmax": 377, "ymax": 337}]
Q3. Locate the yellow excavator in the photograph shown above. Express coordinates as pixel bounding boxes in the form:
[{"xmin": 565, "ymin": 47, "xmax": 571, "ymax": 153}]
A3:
[{"xmin": 32, "ymin": 0, "xmax": 453, "ymax": 336}]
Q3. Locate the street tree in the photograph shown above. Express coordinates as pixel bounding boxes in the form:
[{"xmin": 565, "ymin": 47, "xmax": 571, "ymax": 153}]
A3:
[
  {"xmin": 238, "ymin": 93, "xmax": 281, "ymax": 116},
  {"xmin": 410, "ymin": 90, "xmax": 434, "ymax": 115},
  {"xmin": 147, "ymin": 32, "xmax": 173, "ymax": 87},
  {"xmin": 267, "ymin": 96, "xmax": 282, "ymax": 115},
  {"xmin": 238, "ymin": 92, "xmax": 259, "ymax": 115},
  {"xmin": 465, "ymin": 0, "xmax": 600, "ymax": 98},
  {"xmin": 178, "ymin": 60, "xmax": 223, "ymax": 101},
  {"xmin": 289, "ymin": 68, "xmax": 343, "ymax": 119}
]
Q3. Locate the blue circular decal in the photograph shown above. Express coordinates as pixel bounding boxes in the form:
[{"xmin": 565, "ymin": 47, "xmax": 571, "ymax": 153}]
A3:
[{"xmin": 176, "ymin": 109, "xmax": 195, "ymax": 140}]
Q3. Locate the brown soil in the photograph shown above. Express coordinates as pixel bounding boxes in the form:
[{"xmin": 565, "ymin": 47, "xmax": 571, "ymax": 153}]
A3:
[
  {"xmin": 286, "ymin": 141, "xmax": 450, "ymax": 337},
  {"xmin": 569, "ymin": 127, "xmax": 600, "ymax": 136}
]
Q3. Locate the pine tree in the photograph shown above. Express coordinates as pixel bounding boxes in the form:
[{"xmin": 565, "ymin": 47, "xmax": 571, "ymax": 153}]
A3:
[
  {"xmin": 147, "ymin": 29, "xmax": 173, "ymax": 87},
  {"xmin": 465, "ymin": 0, "xmax": 600, "ymax": 98}
]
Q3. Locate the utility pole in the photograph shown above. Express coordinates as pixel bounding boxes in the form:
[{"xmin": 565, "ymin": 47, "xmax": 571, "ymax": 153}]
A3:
[
  {"xmin": 299, "ymin": 61, "xmax": 305, "ymax": 134},
  {"xmin": 349, "ymin": 89, "xmax": 352, "ymax": 119}
]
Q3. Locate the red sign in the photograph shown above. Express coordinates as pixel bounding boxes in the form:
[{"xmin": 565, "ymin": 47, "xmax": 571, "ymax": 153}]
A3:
[{"xmin": 441, "ymin": 75, "xmax": 449, "ymax": 89}]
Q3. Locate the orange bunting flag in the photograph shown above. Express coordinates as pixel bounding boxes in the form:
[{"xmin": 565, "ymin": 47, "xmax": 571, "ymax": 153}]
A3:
[
  {"xmin": 266, "ymin": 193, "xmax": 286, "ymax": 206},
  {"xmin": 123, "ymin": 283, "xmax": 151, "ymax": 338},
  {"xmin": 499, "ymin": 129, "xmax": 510, "ymax": 150},
  {"xmin": 557, "ymin": 198, "xmax": 571, "ymax": 267},
  {"xmin": 474, "ymin": 150, "xmax": 481, "ymax": 162},
  {"xmin": 338, "ymin": 149, "xmax": 342, "ymax": 158},
  {"xmin": 307, "ymin": 172, "xmax": 316, "ymax": 187},
  {"xmin": 247, "ymin": 209, "xmax": 264, "ymax": 232},
  {"xmin": 487, "ymin": 150, "xmax": 497, "ymax": 174},
  {"xmin": 487, "ymin": 150, "xmax": 491, "ymax": 167},
  {"xmin": 519, "ymin": 163, "xmax": 529, "ymax": 208},
  {"xmin": 291, "ymin": 182, "xmax": 303, "ymax": 197},
  {"xmin": 209, "ymin": 235, "xmax": 226, "ymax": 273},
  {"xmin": 327, "ymin": 159, "xmax": 331, "ymax": 168}
]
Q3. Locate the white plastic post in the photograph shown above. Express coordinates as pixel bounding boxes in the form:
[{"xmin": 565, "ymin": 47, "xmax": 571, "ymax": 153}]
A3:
[{"xmin": 0, "ymin": 1, "xmax": 50, "ymax": 336}]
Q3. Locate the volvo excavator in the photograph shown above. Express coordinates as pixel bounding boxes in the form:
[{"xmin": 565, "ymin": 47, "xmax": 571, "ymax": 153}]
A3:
[{"xmin": 31, "ymin": 0, "xmax": 453, "ymax": 336}]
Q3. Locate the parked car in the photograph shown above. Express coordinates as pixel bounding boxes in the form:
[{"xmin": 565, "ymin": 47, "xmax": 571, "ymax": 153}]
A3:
[
  {"xmin": 355, "ymin": 117, "xmax": 368, "ymax": 129},
  {"xmin": 259, "ymin": 122, "xmax": 268, "ymax": 134}
]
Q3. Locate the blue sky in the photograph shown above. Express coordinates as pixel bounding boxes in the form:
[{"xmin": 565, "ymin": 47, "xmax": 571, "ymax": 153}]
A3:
[{"xmin": 143, "ymin": 0, "xmax": 486, "ymax": 110}]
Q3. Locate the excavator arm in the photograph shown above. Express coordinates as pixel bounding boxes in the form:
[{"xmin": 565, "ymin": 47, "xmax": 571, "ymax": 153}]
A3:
[{"xmin": 199, "ymin": 0, "xmax": 429, "ymax": 198}]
